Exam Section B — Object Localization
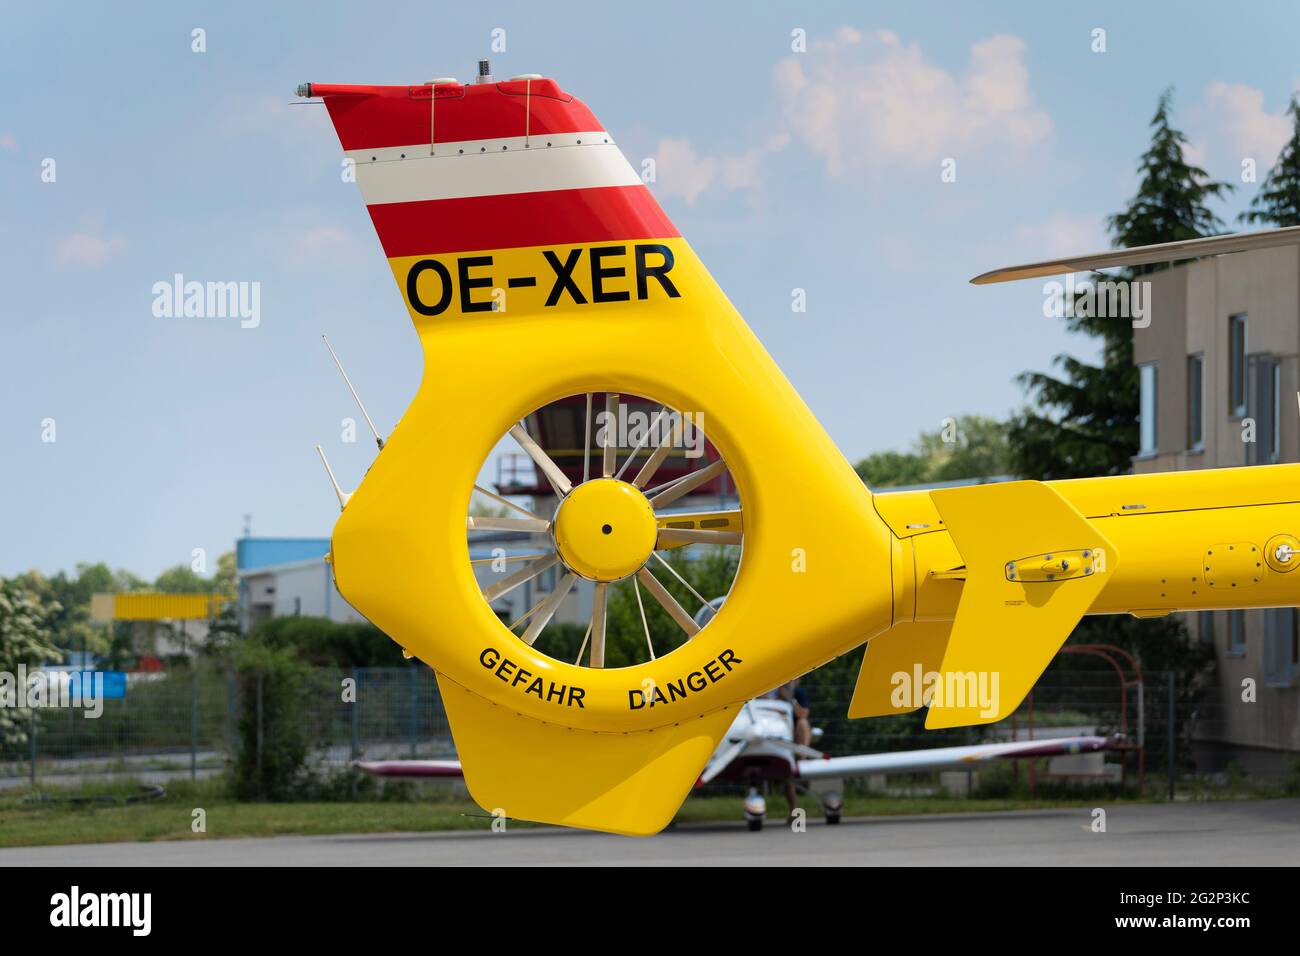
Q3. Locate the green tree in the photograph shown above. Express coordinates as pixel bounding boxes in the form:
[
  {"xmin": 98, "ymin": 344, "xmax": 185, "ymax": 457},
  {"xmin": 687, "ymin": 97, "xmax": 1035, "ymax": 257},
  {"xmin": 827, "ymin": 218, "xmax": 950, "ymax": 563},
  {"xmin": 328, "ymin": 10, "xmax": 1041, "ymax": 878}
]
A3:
[
  {"xmin": 1242, "ymin": 95, "xmax": 1300, "ymax": 227},
  {"xmin": 9, "ymin": 563, "xmax": 140, "ymax": 660},
  {"xmin": 853, "ymin": 450, "xmax": 928, "ymax": 489},
  {"xmin": 154, "ymin": 564, "xmax": 212, "ymax": 593},
  {"xmin": 915, "ymin": 416, "xmax": 1012, "ymax": 482},
  {"xmin": 230, "ymin": 638, "xmax": 314, "ymax": 800},
  {"xmin": 0, "ymin": 579, "xmax": 62, "ymax": 749},
  {"xmin": 1010, "ymin": 89, "xmax": 1231, "ymax": 480},
  {"xmin": 855, "ymin": 415, "xmax": 1011, "ymax": 488},
  {"xmin": 248, "ymin": 615, "xmax": 409, "ymax": 668},
  {"xmin": 212, "ymin": 551, "xmax": 238, "ymax": 597}
]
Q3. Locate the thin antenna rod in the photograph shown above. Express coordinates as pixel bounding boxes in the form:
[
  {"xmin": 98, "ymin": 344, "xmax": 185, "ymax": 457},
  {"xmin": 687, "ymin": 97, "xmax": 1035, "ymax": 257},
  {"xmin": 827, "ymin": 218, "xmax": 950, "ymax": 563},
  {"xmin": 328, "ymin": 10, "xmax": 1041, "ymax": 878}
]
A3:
[
  {"xmin": 322, "ymin": 335, "xmax": 384, "ymax": 450},
  {"xmin": 582, "ymin": 393, "xmax": 593, "ymax": 484},
  {"xmin": 315, "ymin": 444, "xmax": 351, "ymax": 509}
]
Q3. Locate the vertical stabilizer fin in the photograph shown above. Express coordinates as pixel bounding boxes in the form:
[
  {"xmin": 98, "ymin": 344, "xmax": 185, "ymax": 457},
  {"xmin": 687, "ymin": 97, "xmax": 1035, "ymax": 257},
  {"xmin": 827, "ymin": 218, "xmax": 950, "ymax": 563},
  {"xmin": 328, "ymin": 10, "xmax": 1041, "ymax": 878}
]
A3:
[
  {"xmin": 923, "ymin": 480, "xmax": 1117, "ymax": 729},
  {"xmin": 848, "ymin": 621, "xmax": 953, "ymax": 718}
]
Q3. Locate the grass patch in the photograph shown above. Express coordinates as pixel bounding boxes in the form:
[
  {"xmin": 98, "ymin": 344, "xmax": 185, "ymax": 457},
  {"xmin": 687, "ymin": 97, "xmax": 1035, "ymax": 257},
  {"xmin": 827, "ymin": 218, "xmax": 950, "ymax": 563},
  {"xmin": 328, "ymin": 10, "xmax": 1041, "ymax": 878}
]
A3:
[
  {"xmin": 0, "ymin": 774, "xmax": 1185, "ymax": 849},
  {"xmin": 0, "ymin": 779, "xmax": 509, "ymax": 848}
]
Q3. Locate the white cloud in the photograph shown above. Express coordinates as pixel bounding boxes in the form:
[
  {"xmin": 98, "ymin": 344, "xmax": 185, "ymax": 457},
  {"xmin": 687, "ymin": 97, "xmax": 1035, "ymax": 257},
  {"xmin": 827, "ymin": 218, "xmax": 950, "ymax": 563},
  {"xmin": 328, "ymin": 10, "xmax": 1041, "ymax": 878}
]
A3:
[
  {"xmin": 1012, "ymin": 212, "xmax": 1108, "ymax": 260},
  {"xmin": 774, "ymin": 29, "xmax": 1052, "ymax": 176},
  {"xmin": 53, "ymin": 232, "xmax": 126, "ymax": 266},
  {"xmin": 1188, "ymin": 82, "xmax": 1292, "ymax": 176},
  {"xmin": 651, "ymin": 133, "xmax": 790, "ymax": 205},
  {"xmin": 648, "ymin": 27, "xmax": 1050, "ymax": 202},
  {"xmin": 652, "ymin": 138, "xmax": 716, "ymax": 206}
]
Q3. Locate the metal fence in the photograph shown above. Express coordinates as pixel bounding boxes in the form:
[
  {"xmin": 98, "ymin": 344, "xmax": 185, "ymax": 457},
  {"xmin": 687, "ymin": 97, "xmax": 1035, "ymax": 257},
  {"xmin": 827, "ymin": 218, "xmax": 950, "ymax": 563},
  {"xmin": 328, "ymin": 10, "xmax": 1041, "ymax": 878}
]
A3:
[
  {"xmin": 2, "ymin": 665, "xmax": 1295, "ymax": 796},
  {"xmin": 0, "ymin": 666, "xmax": 450, "ymax": 792}
]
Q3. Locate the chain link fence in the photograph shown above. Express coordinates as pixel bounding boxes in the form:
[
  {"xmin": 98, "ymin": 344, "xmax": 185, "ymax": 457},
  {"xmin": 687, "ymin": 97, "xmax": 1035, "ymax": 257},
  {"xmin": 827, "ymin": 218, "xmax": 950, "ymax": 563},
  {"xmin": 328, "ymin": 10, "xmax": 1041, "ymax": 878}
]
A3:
[{"xmin": 2, "ymin": 665, "xmax": 1296, "ymax": 797}]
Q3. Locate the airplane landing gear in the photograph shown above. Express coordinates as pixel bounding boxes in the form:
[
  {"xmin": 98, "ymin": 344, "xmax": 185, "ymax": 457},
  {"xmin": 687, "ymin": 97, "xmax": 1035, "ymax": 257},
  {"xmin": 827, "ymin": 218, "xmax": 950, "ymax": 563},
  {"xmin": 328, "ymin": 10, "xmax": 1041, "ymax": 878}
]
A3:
[
  {"xmin": 822, "ymin": 789, "xmax": 843, "ymax": 825},
  {"xmin": 743, "ymin": 786, "xmax": 766, "ymax": 831}
]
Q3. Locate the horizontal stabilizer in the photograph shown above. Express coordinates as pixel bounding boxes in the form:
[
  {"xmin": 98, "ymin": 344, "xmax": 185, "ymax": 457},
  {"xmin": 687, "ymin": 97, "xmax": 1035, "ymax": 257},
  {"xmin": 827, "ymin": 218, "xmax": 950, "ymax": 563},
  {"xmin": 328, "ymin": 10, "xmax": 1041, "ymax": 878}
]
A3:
[{"xmin": 924, "ymin": 480, "xmax": 1117, "ymax": 729}]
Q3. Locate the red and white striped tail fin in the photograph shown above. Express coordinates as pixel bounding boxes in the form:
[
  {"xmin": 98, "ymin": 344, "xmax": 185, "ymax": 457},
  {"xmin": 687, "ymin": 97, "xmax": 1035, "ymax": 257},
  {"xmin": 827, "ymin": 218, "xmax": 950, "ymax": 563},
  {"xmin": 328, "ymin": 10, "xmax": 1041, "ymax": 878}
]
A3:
[{"xmin": 304, "ymin": 77, "xmax": 685, "ymax": 324}]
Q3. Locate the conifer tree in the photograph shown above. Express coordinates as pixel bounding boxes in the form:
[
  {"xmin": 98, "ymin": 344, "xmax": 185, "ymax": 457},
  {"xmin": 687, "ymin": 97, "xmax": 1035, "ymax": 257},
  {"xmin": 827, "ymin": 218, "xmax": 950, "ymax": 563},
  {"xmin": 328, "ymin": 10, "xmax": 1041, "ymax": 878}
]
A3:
[
  {"xmin": 1009, "ymin": 89, "xmax": 1231, "ymax": 480},
  {"xmin": 1241, "ymin": 95, "xmax": 1300, "ymax": 227}
]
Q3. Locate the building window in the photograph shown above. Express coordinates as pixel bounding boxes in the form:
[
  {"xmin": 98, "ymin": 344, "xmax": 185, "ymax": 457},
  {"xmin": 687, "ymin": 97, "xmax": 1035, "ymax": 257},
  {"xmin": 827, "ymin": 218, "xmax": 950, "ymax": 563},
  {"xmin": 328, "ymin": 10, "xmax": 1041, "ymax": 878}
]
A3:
[
  {"xmin": 1229, "ymin": 313, "xmax": 1248, "ymax": 416},
  {"xmin": 1228, "ymin": 610, "xmax": 1246, "ymax": 655},
  {"xmin": 1186, "ymin": 353, "xmax": 1204, "ymax": 450},
  {"xmin": 1264, "ymin": 608, "xmax": 1299, "ymax": 686},
  {"xmin": 1273, "ymin": 362, "xmax": 1281, "ymax": 463},
  {"xmin": 1138, "ymin": 362, "xmax": 1158, "ymax": 456},
  {"xmin": 1245, "ymin": 353, "xmax": 1280, "ymax": 465},
  {"xmin": 1199, "ymin": 610, "xmax": 1215, "ymax": 644}
]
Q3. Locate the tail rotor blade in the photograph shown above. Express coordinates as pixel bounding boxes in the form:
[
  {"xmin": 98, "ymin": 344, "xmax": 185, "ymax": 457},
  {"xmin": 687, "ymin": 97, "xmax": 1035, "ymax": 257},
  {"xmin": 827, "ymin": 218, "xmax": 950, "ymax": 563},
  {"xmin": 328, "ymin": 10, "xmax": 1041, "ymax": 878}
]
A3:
[
  {"xmin": 482, "ymin": 553, "xmax": 560, "ymax": 602},
  {"xmin": 636, "ymin": 567, "xmax": 700, "ymax": 638},
  {"xmin": 510, "ymin": 424, "xmax": 573, "ymax": 496},
  {"xmin": 589, "ymin": 582, "xmax": 608, "ymax": 667},
  {"xmin": 602, "ymin": 393, "xmax": 619, "ymax": 478},
  {"xmin": 521, "ymin": 573, "xmax": 577, "ymax": 645},
  {"xmin": 649, "ymin": 459, "xmax": 725, "ymax": 510},
  {"xmin": 467, "ymin": 515, "xmax": 550, "ymax": 533}
]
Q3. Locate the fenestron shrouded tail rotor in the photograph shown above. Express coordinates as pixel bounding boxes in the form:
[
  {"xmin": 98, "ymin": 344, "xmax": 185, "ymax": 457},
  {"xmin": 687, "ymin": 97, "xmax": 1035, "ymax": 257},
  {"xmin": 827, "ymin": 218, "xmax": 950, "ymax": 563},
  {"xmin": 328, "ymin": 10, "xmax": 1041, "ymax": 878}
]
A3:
[{"xmin": 470, "ymin": 390, "xmax": 742, "ymax": 670}]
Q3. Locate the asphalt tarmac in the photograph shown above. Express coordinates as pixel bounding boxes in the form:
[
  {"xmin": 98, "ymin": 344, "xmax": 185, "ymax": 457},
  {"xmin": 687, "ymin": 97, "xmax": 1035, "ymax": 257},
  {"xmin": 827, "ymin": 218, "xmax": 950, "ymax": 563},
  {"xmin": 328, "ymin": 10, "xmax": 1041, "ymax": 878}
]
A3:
[{"xmin": 3, "ymin": 798, "xmax": 1297, "ymax": 866}]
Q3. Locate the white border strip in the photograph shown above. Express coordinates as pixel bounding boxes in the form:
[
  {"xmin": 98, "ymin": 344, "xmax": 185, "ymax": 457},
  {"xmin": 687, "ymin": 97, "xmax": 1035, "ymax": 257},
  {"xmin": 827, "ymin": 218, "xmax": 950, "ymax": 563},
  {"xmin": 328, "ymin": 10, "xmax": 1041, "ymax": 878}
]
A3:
[
  {"xmin": 345, "ymin": 131, "xmax": 612, "ymax": 164},
  {"xmin": 346, "ymin": 132, "xmax": 643, "ymax": 206}
]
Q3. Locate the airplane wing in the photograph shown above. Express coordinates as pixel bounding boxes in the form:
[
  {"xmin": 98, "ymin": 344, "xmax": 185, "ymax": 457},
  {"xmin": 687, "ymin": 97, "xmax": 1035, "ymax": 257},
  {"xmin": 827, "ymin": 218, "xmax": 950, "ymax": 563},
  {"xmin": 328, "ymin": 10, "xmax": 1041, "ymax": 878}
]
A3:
[
  {"xmin": 795, "ymin": 735, "xmax": 1114, "ymax": 780},
  {"xmin": 354, "ymin": 759, "xmax": 464, "ymax": 778},
  {"xmin": 697, "ymin": 738, "xmax": 749, "ymax": 785}
]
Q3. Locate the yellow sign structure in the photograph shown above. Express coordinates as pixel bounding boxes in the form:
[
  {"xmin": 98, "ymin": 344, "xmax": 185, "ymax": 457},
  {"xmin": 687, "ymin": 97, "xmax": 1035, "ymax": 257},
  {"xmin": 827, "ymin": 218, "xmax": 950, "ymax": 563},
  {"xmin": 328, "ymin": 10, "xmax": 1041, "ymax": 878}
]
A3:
[{"xmin": 89, "ymin": 593, "xmax": 228, "ymax": 622}]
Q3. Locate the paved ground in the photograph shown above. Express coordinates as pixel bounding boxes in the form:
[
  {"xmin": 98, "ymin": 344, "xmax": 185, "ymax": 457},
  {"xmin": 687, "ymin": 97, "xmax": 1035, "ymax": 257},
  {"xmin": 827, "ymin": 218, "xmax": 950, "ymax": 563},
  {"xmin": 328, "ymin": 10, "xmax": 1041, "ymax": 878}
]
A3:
[{"xmin": 3, "ymin": 798, "xmax": 1297, "ymax": 866}]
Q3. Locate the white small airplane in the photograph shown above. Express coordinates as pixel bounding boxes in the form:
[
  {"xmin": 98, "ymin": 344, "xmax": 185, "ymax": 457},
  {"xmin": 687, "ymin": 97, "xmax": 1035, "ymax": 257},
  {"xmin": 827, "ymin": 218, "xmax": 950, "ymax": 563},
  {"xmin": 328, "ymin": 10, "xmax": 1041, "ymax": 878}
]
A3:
[
  {"xmin": 358, "ymin": 695, "xmax": 1115, "ymax": 830},
  {"xmin": 360, "ymin": 596, "xmax": 1116, "ymax": 829}
]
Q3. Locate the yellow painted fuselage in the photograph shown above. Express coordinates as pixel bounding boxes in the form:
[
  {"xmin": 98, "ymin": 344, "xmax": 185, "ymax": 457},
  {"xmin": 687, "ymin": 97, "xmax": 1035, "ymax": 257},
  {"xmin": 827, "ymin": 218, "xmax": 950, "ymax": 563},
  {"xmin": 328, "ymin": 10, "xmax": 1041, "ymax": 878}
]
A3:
[{"xmin": 877, "ymin": 465, "xmax": 1300, "ymax": 623}]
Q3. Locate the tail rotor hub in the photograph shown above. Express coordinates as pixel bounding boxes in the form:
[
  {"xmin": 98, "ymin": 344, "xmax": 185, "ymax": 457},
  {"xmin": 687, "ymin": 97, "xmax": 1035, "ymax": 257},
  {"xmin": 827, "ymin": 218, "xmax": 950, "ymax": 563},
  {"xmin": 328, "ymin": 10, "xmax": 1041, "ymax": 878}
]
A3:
[{"xmin": 553, "ymin": 478, "xmax": 657, "ymax": 582}]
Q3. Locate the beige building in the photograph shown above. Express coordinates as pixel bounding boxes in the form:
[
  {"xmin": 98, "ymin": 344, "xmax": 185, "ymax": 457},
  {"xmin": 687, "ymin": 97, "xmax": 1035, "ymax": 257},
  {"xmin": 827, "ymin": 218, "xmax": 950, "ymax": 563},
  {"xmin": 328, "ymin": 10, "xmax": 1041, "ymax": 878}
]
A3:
[{"xmin": 1134, "ymin": 244, "xmax": 1300, "ymax": 763}]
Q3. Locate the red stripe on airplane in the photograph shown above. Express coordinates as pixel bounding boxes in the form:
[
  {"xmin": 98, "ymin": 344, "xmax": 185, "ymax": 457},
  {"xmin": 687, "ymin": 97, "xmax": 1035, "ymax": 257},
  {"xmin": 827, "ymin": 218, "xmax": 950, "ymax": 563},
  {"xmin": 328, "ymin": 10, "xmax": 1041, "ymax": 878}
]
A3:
[
  {"xmin": 368, "ymin": 185, "xmax": 679, "ymax": 258},
  {"xmin": 320, "ymin": 81, "xmax": 603, "ymax": 151}
]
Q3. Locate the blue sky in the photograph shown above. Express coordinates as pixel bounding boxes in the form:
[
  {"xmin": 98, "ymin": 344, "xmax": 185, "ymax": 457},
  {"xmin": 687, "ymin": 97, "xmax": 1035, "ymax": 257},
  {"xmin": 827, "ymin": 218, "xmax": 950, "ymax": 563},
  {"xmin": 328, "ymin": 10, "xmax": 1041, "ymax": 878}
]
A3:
[{"xmin": 3, "ymin": 1, "xmax": 1299, "ymax": 579}]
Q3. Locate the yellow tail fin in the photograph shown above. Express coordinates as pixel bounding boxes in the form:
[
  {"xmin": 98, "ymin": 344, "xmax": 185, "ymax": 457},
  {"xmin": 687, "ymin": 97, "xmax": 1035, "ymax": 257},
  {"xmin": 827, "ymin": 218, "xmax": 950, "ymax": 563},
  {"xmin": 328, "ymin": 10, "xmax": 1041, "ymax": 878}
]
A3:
[
  {"xmin": 438, "ymin": 676, "xmax": 736, "ymax": 836},
  {"xmin": 848, "ymin": 621, "xmax": 953, "ymax": 718}
]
